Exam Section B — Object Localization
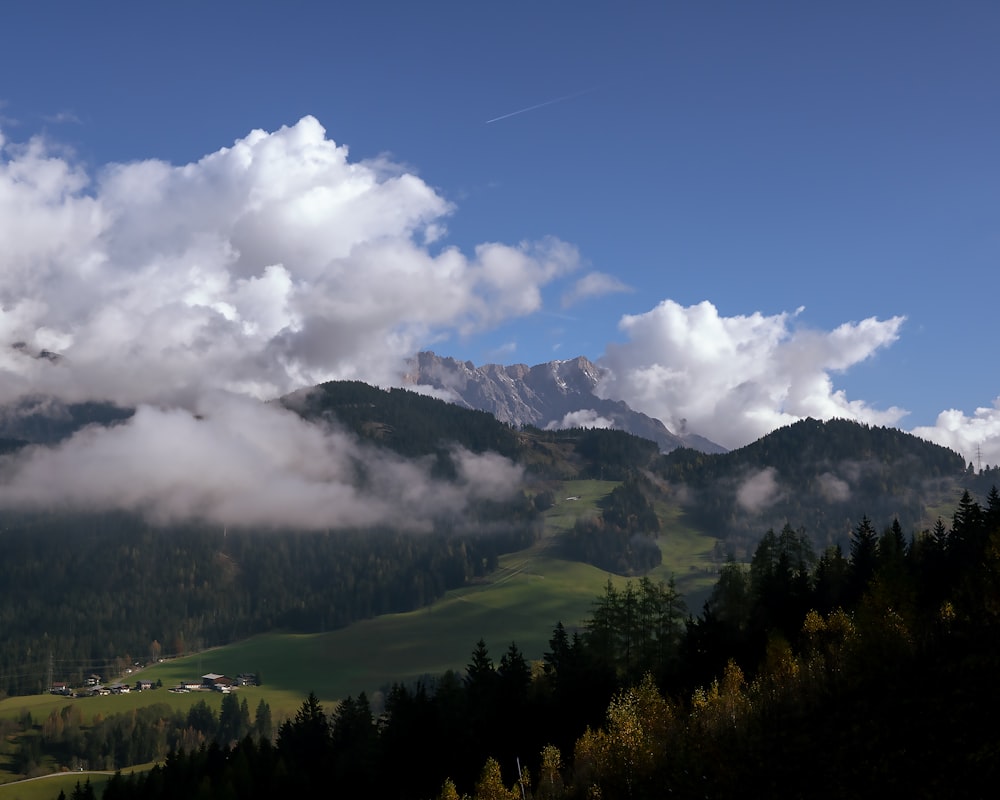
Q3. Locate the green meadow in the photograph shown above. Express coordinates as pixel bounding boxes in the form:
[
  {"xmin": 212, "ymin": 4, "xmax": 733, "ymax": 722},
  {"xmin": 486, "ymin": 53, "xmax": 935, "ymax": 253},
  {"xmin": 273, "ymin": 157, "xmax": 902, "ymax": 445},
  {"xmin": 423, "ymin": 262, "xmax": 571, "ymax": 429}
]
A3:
[
  {"xmin": 126, "ymin": 482, "xmax": 718, "ymax": 709},
  {"xmin": 649, "ymin": 501, "xmax": 721, "ymax": 601},
  {"xmin": 0, "ymin": 772, "xmax": 115, "ymax": 800},
  {"xmin": 0, "ymin": 482, "xmax": 719, "ymax": 723}
]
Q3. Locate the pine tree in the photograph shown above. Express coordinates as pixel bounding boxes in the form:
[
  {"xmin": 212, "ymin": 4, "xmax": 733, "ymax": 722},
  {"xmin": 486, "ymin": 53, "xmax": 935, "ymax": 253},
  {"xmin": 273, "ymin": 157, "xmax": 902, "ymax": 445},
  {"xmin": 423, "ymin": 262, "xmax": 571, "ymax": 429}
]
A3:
[
  {"xmin": 586, "ymin": 580, "xmax": 620, "ymax": 671},
  {"xmin": 848, "ymin": 515, "xmax": 879, "ymax": 601},
  {"xmin": 331, "ymin": 692, "xmax": 377, "ymax": 795},
  {"xmin": 276, "ymin": 691, "xmax": 330, "ymax": 785},
  {"xmin": 814, "ymin": 544, "xmax": 849, "ymax": 613},
  {"xmin": 254, "ymin": 698, "xmax": 273, "ymax": 742},
  {"xmin": 985, "ymin": 485, "xmax": 1000, "ymax": 532},
  {"xmin": 877, "ymin": 518, "xmax": 908, "ymax": 575},
  {"xmin": 951, "ymin": 490, "xmax": 986, "ymax": 573},
  {"xmin": 931, "ymin": 517, "xmax": 949, "ymax": 552},
  {"xmin": 543, "ymin": 622, "xmax": 570, "ymax": 680},
  {"xmin": 466, "ymin": 639, "xmax": 496, "ymax": 690},
  {"xmin": 497, "ymin": 642, "xmax": 531, "ymax": 706}
]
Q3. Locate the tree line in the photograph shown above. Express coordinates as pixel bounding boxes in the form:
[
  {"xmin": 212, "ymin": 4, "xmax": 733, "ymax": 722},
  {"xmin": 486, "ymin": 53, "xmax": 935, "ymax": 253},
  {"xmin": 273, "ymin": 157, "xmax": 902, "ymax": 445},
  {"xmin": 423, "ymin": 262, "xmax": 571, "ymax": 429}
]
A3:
[
  {"xmin": 0, "ymin": 501, "xmax": 539, "ymax": 697},
  {"xmin": 13, "ymin": 694, "xmax": 272, "ymax": 778}
]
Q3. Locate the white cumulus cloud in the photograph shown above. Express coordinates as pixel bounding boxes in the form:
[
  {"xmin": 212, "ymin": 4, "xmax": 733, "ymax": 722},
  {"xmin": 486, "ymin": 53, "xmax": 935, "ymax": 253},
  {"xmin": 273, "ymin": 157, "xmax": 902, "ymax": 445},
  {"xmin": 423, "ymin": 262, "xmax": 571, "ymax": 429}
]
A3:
[
  {"xmin": 911, "ymin": 398, "xmax": 1000, "ymax": 469},
  {"xmin": 0, "ymin": 117, "xmax": 580, "ymax": 528},
  {"xmin": 0, "ymin": 116, "xmax": 580, "ymax": 408},
  {"xmin": 597, "ymin": 299, "xmax": 906, "ymax": 449}
]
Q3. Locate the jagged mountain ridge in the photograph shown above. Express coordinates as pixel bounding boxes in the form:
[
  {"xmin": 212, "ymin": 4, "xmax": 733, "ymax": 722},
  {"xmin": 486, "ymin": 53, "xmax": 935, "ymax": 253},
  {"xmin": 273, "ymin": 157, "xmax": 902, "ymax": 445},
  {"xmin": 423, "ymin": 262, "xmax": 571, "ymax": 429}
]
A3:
[{"xmin": 404, "ymin": 351, "xmax": 725, "ymax": 454}]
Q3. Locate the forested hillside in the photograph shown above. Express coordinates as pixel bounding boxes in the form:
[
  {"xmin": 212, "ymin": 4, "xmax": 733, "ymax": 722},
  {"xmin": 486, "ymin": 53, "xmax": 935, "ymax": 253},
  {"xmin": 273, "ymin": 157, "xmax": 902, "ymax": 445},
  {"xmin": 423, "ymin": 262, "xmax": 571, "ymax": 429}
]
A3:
[
  {"xmin": 658, "ymin": 418, "xmax": 967, "ymax": 553},
  {"xmin": 0, "ymin": 392, "xmax": 985, "ymax": 702},
  {"xmin": 89, "ymin": 487, "xmax": 1000, "ymax": 799},
  {"xmin": 4, "ymin": 384, "xmax": 1000, "ymax": 795},
  {"xmin": 280, "ymin": 381, "xmax": 524, "ymax": 465},
  {"xmin": 0, "ymin": 384, "xmax": 663, "ymax": 697}
]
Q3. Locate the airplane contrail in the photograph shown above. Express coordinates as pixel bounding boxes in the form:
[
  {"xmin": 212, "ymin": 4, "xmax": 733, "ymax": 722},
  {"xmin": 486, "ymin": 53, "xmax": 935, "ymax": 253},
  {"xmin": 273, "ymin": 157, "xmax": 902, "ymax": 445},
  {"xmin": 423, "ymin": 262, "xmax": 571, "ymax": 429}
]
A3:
[{"xmin": 484, "ymin": 87, "xmax": 597, "ymax": 125}]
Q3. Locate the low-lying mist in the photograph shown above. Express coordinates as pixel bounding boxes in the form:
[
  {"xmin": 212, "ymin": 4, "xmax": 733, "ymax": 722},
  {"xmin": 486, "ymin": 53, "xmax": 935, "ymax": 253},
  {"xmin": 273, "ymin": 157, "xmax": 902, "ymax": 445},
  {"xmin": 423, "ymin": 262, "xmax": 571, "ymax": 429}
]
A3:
[{"xmin": 0, "ymin": 392, "xmax": 525, "ymax": 532}]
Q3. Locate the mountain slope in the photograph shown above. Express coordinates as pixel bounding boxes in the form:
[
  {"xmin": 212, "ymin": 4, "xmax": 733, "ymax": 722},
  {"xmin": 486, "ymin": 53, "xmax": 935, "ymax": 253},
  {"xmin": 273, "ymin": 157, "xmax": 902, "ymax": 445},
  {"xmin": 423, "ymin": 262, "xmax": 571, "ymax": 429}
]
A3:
[{"xmin": 658, "ymin": 417, "xmax": 968, "ymax": 551}]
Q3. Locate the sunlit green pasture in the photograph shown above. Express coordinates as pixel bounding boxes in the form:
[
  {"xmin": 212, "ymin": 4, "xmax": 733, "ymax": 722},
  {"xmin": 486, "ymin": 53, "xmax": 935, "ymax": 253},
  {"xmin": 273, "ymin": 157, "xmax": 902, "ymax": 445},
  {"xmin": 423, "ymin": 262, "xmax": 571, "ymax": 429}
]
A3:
[
  {"xmin": 0, "ymin": 772, "xmax": 112, "ymax": 800},
  {"xmin": 540, "ymin": 479, "xmax": 619, "ymax": 533},
  {"xmin": 135, "ymin": 554, "xmax": 631, "ymax": 710},
  {"xmin": 650, "ymin": 502, "xmax": 721, "ymax": 608},
  {"xmin": 0, "ymin": 480, "xmax": 719, "ymax": 722},
  {"xmin": 0, "ymin": 765, "xmax": 153, "ymax": 800}
]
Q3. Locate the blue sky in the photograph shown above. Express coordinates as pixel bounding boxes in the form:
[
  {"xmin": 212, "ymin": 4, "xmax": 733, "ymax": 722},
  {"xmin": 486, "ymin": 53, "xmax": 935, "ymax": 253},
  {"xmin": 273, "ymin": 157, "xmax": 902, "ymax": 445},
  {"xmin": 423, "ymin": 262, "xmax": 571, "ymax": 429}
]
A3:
[{"xmin": 1, "ymin": 1, "xmax": 998, "ymax": 465}]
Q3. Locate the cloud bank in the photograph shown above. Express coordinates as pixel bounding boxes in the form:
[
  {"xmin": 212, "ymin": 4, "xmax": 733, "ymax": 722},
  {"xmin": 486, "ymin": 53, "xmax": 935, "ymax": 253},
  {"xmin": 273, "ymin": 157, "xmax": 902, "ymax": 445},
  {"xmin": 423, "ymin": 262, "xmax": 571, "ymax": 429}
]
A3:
[
  {"xmin": 0, "ymin": 118, "xmax": 573, "ymax": 526},
  {"xmin": 0, "ymin": 394, "xmax": 524, "ymax": 531},
  {"xmin": 597, "ymin": 300, "xmax": 907, "ymax": 450},
  {"xmin": 0, "ymin": 116, "xmax": 579, "ymax": 408}
]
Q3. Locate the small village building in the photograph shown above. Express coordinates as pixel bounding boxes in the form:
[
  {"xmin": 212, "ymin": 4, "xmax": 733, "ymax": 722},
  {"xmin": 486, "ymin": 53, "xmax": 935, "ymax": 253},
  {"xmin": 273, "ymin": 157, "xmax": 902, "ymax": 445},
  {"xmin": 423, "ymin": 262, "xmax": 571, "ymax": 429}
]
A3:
[
  {"xmin": 202, "ymin": 673, "xmax": 233, "ymax": 690},
  {"xmin": 50, "ymin": 681, "xmax": 70, "ymax": 695}
]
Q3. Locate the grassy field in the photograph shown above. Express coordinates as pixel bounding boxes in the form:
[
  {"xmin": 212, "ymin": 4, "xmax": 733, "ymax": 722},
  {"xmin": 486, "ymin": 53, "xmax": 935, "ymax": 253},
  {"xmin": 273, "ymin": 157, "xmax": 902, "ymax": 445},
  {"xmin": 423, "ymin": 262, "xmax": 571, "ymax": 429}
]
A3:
[
  {"xmin": 649, "ymin": 501, "xmax": 720, "ymax": 605},
  {"xmin": 120, "ymin": 482, "xmax": 720, "ymax": 708},
  {"xmin": 0, "ymin": 772, "xmax": 115, "ymax": 800},
  {"xmin": 1, "ymin": 483, "xmax": 720, "ymax": 721},
  {"xmin": 0, "ymin": 480, "xmax": 720, "ymax": 735}
]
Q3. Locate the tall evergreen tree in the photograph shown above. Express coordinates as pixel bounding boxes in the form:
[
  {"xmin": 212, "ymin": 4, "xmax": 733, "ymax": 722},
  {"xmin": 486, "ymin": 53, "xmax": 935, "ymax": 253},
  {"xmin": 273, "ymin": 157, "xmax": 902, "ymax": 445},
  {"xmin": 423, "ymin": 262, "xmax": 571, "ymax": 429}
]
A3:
[
  {"xmin": 253, "ymin": 699, "xmax": 273, "ymax": 742},
  {"xmin": 814, "ymin": 544, "xmax": 849, "ymax": 613},
  {"xmin": 848, "ymin": 515, "xmax": 879, "ymax": 601},
  {"xmin": 276, "ymin": 691, "xmax": 330, "ymax": 791}
]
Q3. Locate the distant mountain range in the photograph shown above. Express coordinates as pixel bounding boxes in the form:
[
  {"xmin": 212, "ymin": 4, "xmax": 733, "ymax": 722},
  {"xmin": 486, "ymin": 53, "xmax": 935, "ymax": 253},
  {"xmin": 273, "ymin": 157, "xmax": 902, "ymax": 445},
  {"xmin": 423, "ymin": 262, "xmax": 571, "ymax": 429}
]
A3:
[{"xmin": 404, "ymin": 351, "xmax": 725, "ymax": 454}]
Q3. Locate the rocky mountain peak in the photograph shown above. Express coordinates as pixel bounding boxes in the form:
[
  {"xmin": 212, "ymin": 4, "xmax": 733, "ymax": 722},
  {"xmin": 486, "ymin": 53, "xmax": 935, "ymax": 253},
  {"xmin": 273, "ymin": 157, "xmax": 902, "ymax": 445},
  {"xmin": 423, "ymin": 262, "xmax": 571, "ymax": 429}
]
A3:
[{"xmin": 404, "ymin": 351, "xmax": 725, "ymax": 454}]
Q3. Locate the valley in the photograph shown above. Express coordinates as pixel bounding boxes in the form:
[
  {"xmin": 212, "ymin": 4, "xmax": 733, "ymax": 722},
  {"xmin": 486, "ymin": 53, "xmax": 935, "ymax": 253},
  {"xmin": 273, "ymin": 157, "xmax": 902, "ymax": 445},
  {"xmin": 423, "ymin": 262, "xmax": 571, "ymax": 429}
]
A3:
[{"xmin": 0, "ymin": 381, "xmax": 995, "ymax": 798}]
